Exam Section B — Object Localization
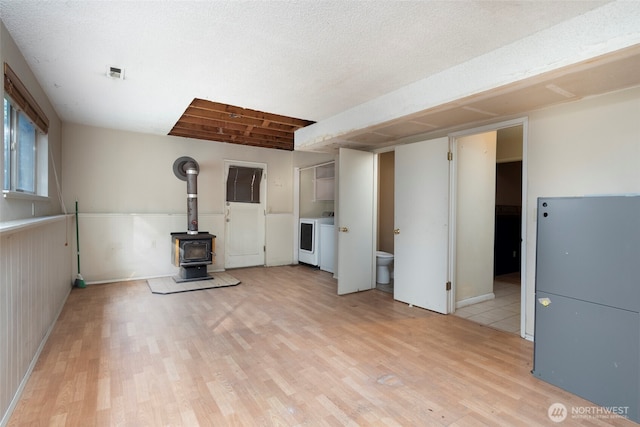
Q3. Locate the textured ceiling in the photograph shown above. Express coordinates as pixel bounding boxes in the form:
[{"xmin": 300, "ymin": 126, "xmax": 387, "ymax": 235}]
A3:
[
  {"xmin": 0, "ymin": 0, "xmax": 615, "ymax": 150},
  {"xmin": 306, "ymin": 43, "xmax": 640, "ymax": 153}
]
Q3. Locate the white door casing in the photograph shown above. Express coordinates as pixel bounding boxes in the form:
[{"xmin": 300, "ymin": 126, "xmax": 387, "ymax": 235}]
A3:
[
  {"xmin": 394, "ymin": 137, "xmax": 450, "ymax": 314},
  {"xmin": 224, "ymin": 161, "xmax": 266, "ymax": 269},
  {"xmin": 337, "ymin": 148, "xmax": 375, "ymax": 295}
]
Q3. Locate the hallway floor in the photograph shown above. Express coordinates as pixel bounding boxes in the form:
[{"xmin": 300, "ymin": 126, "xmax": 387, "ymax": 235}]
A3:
[{"xmin": 453, "ymin": 273, "xmax": 521, "ymax": 334}]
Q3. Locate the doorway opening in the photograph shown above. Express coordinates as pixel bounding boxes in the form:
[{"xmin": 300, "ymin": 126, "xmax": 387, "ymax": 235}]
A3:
[
  {"xmin": 376, "ymin": 150, "xmax": 395, "ymax": 294},
  {"xmin": 452, "ymin": 124, "xmax": 524, "ymax": 334}
]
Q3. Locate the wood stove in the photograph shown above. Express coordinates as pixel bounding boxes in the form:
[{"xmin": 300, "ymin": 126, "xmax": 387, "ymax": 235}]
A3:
[
  {"xmin": 171, "ymin": 231, "xmax": 215, "ymax": 282},
  {"xmin": 171, "ymin": 156, "xmax": 216, "ymax": 282}
]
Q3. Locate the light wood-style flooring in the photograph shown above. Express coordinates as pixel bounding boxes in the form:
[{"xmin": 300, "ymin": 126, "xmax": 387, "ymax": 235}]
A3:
[{"xmin": 9, "ymin": 266, "xmax": 635, "ymax": 426}]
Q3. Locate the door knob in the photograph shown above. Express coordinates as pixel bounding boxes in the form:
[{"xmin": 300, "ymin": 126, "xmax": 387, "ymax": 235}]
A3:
[
  {"xmin": 394, "ymin": 228, "xmax": 400, "ymax": 235},
  {"xmin": 339, "ymin": 226, "xmax": 349, "ymax": 232}
]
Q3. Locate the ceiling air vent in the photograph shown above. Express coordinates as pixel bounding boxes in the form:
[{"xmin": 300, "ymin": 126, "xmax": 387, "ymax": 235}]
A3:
[{"xmin": 107, "ymin": 66, "xmax": 125, "ymax": 80}]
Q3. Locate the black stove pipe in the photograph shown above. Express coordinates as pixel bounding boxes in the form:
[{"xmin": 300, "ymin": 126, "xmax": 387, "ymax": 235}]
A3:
[{"xmin": 173, "ymin": 156, "xmax": 200, "ymax": 235}]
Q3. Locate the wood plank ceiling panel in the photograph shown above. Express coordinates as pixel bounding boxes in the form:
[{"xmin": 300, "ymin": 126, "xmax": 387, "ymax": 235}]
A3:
[{"xmin": 169, "ymin": 98, "xmax": 314, "ymax": 151}]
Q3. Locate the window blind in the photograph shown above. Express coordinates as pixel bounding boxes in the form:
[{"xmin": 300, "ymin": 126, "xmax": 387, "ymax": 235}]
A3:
[
  {"xmin": 4, "ymin": 62, "xmax": 49, "ymax": 134},
  {"xmin": 226, "ymin": 166, "xmax": 263, "ymax": 203}
]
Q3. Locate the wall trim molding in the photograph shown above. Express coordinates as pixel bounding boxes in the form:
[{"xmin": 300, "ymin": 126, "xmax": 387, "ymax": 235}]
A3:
[{"xmin": 456, "ymin": 292, "xmax": 495, "ymax": 309}]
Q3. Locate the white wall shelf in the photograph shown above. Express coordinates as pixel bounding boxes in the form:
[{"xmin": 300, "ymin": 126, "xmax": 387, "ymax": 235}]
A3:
[{"xmin": 314, "ymin": 162, "xmax": 334, "ymax": 201}]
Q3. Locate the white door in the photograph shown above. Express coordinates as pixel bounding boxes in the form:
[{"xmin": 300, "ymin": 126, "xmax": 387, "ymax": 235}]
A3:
[
  {"xmin": 337, "ymin": 148, "xmax": 375, "ymax": 295},
  {"xmin": 455, "ymin": 132, "xmax": 497, "ymax": 303},
  {"xmin": 394, "ymin": 137, "xmax": 450, "ymax": 314},
  {"xmin": 224, "ymin": 161, "xmax": 266, "ymax": 268}
]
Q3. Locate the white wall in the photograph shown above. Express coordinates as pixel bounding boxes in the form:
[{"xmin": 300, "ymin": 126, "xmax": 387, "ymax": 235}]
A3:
[
  {"xmin": 61, "ymin": 124, "xmax": 331, "ymax": 281},
  {"xmin": 496, "ymin": 125, "xmax": 523, "ymax": 162},
  {"xmin": 62, "ymin": 124, "xmax": 297, "ymax": 214},
  {"xmin": 0, "ymin": 22, "xmax": 64, "ymax": 221},
  {"xmin": 524, "ymin": 86, "xmax": 640, "ymax": 337},
  {"xmin": 0, "ymin": 23, "xmax": 71, "ymax": 427}
]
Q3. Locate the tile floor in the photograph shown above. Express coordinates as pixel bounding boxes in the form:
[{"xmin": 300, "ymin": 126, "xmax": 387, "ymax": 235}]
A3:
[
  {"xmin": 376, "ymin": 281, "xmax": 394, "ymax": 294},
  {"xmin": 453, "ymin": 273, "xmax": 521, "ymax": 334},
  {"xmin": 375, "ymin": 273, "xmax": 521, "ymax": 334}
]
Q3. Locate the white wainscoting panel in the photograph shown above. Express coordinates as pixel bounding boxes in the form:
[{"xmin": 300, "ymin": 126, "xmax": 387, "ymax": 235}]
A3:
[
  {"xmin": 0, "ymin": 216, "xmax": 72, "ymax": 426},
  {"xmin": 77, "ymin": 213, "xmax": 225, "ymax": 283},
  {"xmin": 265, "ymin": 213, "xmax": 294, "ymax": 266}
]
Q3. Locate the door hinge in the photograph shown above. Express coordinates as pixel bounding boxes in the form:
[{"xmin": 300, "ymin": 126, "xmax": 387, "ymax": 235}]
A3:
[
  {"xmin": 263, "ymin": 245, "xmax": 266, "ymax": 252},
  {"xmin": 447, "ymin": 151, "xmax": 453, "ymax": 161},
  {"xmin": 446, "ymin": 281, "xmax": 452, "ymax": 291}
]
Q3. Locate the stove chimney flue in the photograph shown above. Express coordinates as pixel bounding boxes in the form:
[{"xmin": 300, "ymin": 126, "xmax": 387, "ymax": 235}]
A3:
[{"xmin": 173, "ymin": 156, "xmax": 200, "ymax": 235}]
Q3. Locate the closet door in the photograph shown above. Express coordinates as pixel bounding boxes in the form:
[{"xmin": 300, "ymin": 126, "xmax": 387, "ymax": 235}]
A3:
[
  {"xmin": 394, "ymin": 137, "xmax": 450, "ymax": 314},
  {"xmin": 337, "ymin": 148, "xmax": 375, "ymax": 295}
]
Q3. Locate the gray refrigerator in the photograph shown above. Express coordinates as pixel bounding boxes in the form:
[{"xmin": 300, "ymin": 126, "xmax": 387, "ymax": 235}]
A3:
[{"xmin": 533, "ymin": 195, "xmax": 640, "ymax": 423}]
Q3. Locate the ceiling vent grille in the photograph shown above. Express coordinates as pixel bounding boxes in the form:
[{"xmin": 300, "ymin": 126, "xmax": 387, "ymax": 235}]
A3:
[{"xmin": 107, "ymin": 66, "xmax": 124, "ymax": 80}]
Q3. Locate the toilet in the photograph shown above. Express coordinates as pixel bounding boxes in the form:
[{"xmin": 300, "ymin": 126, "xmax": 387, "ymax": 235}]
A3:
[{"xmin": 375, "ymin": 251, "xmax": 394, "ymax": 284}]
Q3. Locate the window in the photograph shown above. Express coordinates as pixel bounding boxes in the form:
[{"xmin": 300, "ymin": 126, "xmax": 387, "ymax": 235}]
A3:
[
  {"xmin": 3, "ymin": 63, "xmax": 49, "ymax": 196},
  {"xmin": 3, "ymin": 99, "xmax": 9, "ymax": 189},
  {"xmin": 226, "ymin": 166, "xmax": 263, "ymax": 203},
  {"xmin": 4, "ymin": 97, "xmax": 38, "ymax": 193}
]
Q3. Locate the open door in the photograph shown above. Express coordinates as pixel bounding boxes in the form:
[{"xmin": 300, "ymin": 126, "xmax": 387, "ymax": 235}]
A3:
[
  {"xmin": 394, "ymin": 137, "xmax": 450, "ymax": 314},
  {"xmin": 337, "ymin": 148, "xmax": 375, "ymax": 295},
  {"xmin": 455, "ymin": 132, "xmax": 497, "ymax": 305}
]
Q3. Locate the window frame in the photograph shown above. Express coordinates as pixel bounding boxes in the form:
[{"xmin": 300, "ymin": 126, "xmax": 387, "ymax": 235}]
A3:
[
  {"xmin": 3, "ymin": 95, "xmax": 48, "ymax": 199},
  {"xmin": 226, "ymin": 165, "xmax": 263, "ymax": 204},
  {"xmin": 3, "ymin": 63, "xmax": 49, "ymax": 200}
]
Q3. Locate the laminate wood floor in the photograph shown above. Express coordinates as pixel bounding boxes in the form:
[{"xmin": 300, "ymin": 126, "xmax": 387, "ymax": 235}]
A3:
[{"xmin": 9, "ymin": 265, "xmax": 635, "ymax": 426}]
